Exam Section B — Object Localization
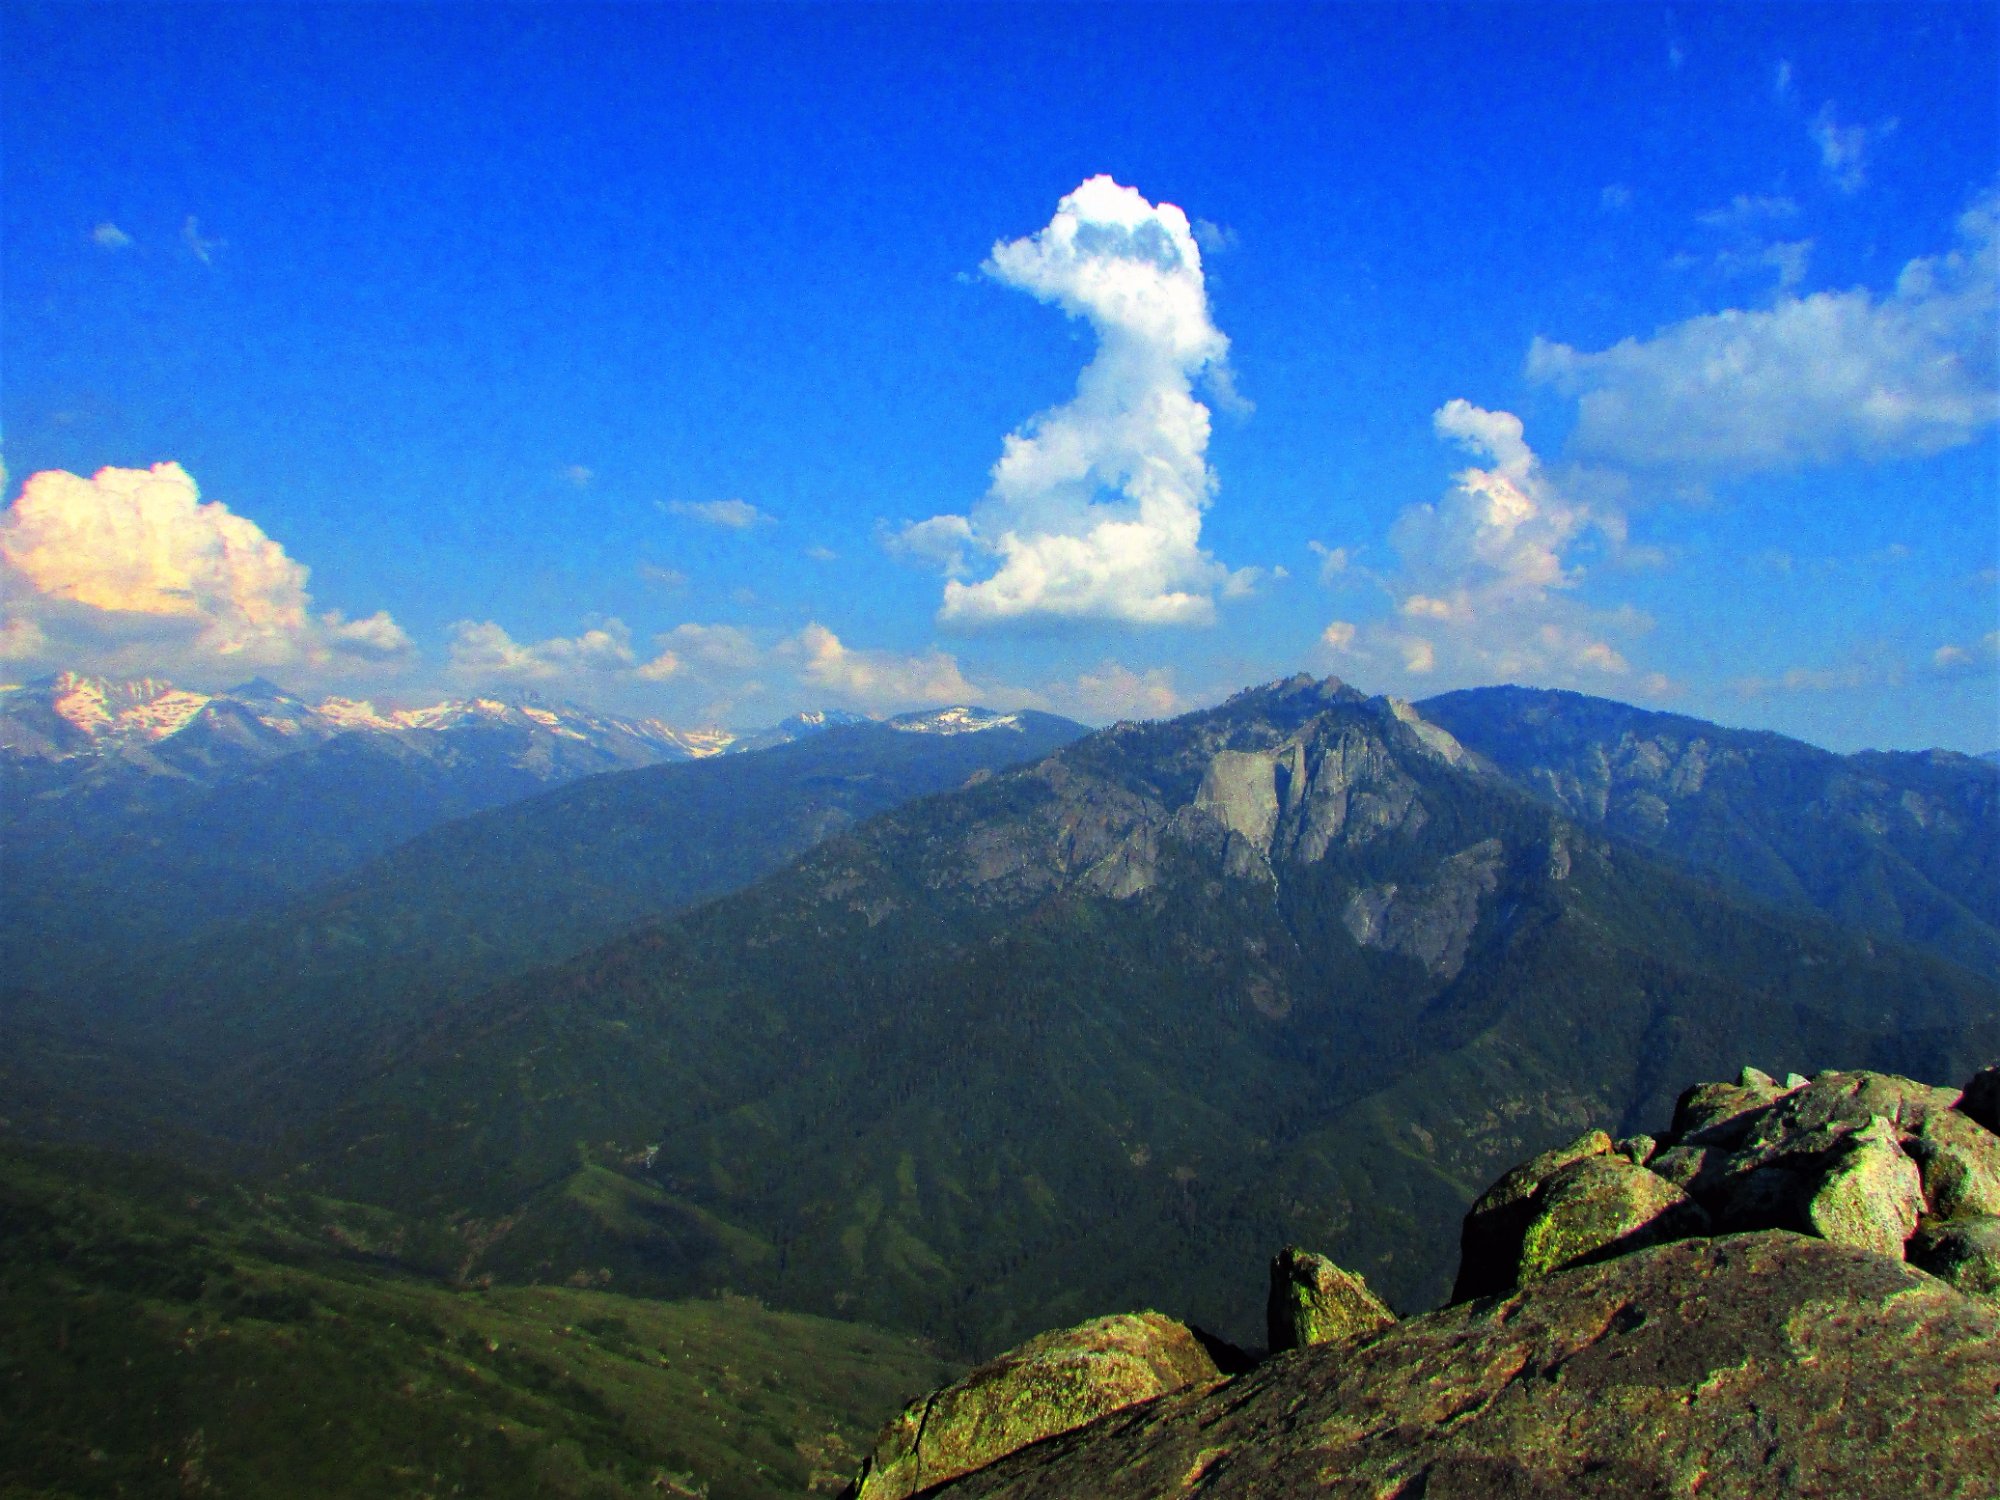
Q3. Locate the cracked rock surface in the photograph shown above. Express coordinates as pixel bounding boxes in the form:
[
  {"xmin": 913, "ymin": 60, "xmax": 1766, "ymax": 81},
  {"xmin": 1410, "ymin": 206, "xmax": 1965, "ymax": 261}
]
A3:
[{"xmin": 926, "ymin": 1233, "xmax": 2000, "ymax": 1499}]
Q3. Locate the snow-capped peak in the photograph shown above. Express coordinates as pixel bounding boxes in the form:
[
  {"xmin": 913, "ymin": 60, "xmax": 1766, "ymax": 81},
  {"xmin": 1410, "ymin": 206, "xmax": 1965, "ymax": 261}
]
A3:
[{"xmin": 888, "ymin": 706, "xmax": 1023, "ymax": 736}]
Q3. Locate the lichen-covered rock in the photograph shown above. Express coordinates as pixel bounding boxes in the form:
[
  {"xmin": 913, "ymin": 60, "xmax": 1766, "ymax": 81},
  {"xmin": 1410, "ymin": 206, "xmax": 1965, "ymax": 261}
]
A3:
[
  {"xmin": 1452, "ymin": 1128, "xmax": 1612, "ymax": 1301},
  {"xmin": 925, "ymin": 1235, "xmax": 2000, "ymax": 1500},
  {"xmin": 1265, "ymin": 1246, "xmax": 1395, "ymax": 1352},
  {"xmin": 1909, "ymin": 1214, "xmax": 2000, "ymax": 1298},
  {"xmin": 1515, "ymin": 1154, "xmax": 1708, "ymax": 1283},
  {"xmin": 1669, "ymin": 1071, "xmax": 1792, "ymax": 1147},
  {"xmin": 1959, "ymin": 1065, "xmax": 2000, "ymax": 1135},
  {"xmin": 848, "ymin": 1311, "xmax": 1221, "ymax": 1500},
  {"xmin": 1613, "ymin": 1133, "xmax": 1655, "ymax": 1165},
  {"xmin": 1905, "ymin": 1106, "xmax": 2000, "ymax": 1218},
  {"xmin": 1802, "ymin": 1117, "xmax": 1925, "ymax": 1257}
]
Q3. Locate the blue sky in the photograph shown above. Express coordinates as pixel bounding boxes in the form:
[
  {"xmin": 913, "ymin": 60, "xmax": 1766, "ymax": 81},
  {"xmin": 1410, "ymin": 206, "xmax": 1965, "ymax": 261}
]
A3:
[{"xmin": 3, "ymin": 2, "xmax": 1995, "ymax": 750}]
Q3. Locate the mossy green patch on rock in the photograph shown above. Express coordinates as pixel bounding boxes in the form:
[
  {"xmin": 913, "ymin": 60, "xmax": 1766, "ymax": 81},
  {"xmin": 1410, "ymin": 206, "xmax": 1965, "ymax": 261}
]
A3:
[
  {"xmin": 1452, "ymin": 1129, "xmax": 1612, "ymax": 1301},
  {"xmin": 1801, "ymin": 1117, "xmax": 1925, "ymax": 1258},
  {"xmin": 1264, "ymin": 1246, "xmax": 1395, "ymax": 1352},
  {"xmin": 850, "ymin": 1311, "xmax": 1222, "ymax": 1500},
  {"xmin": 1515, "ymin": 1155, "xmax": 1706, "ymax": 1284}
]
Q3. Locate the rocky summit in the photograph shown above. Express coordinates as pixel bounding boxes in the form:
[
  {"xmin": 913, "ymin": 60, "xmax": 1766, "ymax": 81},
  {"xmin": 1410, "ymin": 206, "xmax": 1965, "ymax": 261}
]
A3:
[{"xmin": 847, "ymin": 1063, "xmax": 2000, "ymax": 1499}]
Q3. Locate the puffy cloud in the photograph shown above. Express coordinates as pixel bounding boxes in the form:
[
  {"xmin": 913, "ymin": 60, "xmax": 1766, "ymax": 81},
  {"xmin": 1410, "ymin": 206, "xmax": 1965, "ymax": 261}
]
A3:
[
  {"xmin": 92, "ymin": 222, "xmax": 133, "ymax": 249},
  {"xmin": 659, "ymin": 622, "xmax": 759, "ymax": 671},
  {"xmin": 562, "ymin": 465, "xmax": 595, "ymax": 488},
  {"xmin": 784, "ymin": 623, "xmax": 984, "ymax": 710},
  {"xmin": 1529, "ymin": 184, "xmax": 1998, "ymax": 470},
  {"xmin": 1318, "ymin": 405, "xmax": 1658, "ymax": 693},
  {"xmin": 0, "ymin": 462, "xmax": 412, "ymax": 679},
  {"xmin": 897, "ymin": 176, "xmax": 1239, "ymax": 627},
  {"xmin": 1047, "ymin": 661, "xmax": 1183, "ymax": 721},
  {"xmin": 663, "ymin": 498, "xmax": 772, "ymax": 529},
  {"xmin": 885, "ymin": 513, "xmax": 976, "ymax": 575},
  {"xmin": 446, "ymin": 618, "xmax": 677, "ymax": 683}
]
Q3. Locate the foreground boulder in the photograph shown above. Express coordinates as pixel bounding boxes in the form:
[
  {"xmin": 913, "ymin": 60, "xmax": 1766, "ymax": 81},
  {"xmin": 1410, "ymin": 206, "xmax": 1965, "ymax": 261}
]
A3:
[
  {"xmin": 1266, "ymin": 1246, "xmax": 1396, "ymax": 1353},
  {"xmin": 922, "ymin": 1233, "xmax": 2000, "ymax": 1498},
  {"xmin": 1457, "ymin": 1065, "xmax": 2000, "ymax": 1300},
  {"xmin": 848, "ymin": 1311, "xmax": 1221, "ymax": 1499}
]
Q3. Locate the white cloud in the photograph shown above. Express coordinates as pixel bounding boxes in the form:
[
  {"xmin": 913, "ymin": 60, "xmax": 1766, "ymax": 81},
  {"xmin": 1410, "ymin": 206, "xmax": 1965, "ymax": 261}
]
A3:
[
  {"xmin": 446, "ymin": 618, "xmax": 667, "ymax": 683},
  {"xmin": 1812, "ymin": 105, "xmax": 1894, "ymax": 194},
  {"xmin": 1696, "ymin": 193, "xmax": 1799, "ymax": 228},
  {"xmin": 1317, "ymin": 405, "xmax": 1659, "ymax": 693},
  {"xmin": 659, "ymin": 622, "xmax": 759, "ymax": 671},
  {"xmin": 1600, "ymin": 184, "xmax": 1633, "ymax": 213},
  {"xmin": 805, "ymin": 545, "xmax": 838, "ymax": 562},
  {"xmin": 1048, "ymin": 661, "xmax": 1183, "ymax": 721},
  {"xmin": 1933, "ymin": 632, "xmax": 1999, "ymax": 675},
  {"xmin": 1307, "ymin": 540, "xmax": 1352, "ymax": 583},
  {"xmin": 1529, "ymin": 183, "xmax": 1999, "ymax": 471},
  {"xmin": 92, "ymin": 222, "xmax": 133, "ymax": 249},
  {"xmin": 563, "ymin": 465, "xmax": 594, "ymax": 489},
  {"xmin": 181, "ymin": 215, "xmax": 221, "ymax": 264},
  {"xmin": 897, "ymin": 176, "xmax": 1240, "ymax": 627},
  {"xmin": 784, "ymin": 622, "xmax": 984, "ymax": 710},
  {"xmin": 663, "ymin": 498, "xmax": 772, "ymax": 529},
  {"xmin": 0, "ymin": 462, "xmax": 413, "ymax": 680},
  {"xmin": 885, "ymin": 513, "xmax": 976, "ymax": 575},
  {"xmin": 1775, "ymin": 59, "xmax": 1793, "ymax": 98}
]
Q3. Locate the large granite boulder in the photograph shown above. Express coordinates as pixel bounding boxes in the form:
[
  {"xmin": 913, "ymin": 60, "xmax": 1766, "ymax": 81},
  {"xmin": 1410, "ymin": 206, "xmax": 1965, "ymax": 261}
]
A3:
[
  {"xmin": 1266, "ymin": 1246, "xmax": 1395, "ymax": 1353},
  {"xmin": 1463, "ymin": 1066, "xmax": 2000, "ymax": 1295},
  {"xmin": 922, "ymin": 1234, "xmax": 2000, "ymax": 1499},
  {"xmin": 848, "ymin": 1311, "xmax": 1222, "ymax": 1500}
]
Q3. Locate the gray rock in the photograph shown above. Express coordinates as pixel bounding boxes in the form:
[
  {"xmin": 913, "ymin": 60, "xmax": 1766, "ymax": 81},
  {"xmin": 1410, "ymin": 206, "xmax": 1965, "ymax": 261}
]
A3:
[
  {"xmin": 1515, "ymin": 1155, "xmax": 1709, "ymax": 1284},
  {"xmin": 1669, "ymin": 1077, "xmax": 1785, "ymax": 1147},
  {"xmin": 1452, "ymin": 1129, "xmax": 1612, "ymax": 1301},
  {"xmin": 1802, "ymin": 1117, "xmax": 1924, "ymax": 1258},
  {"xmin": 926, "ymin": 1235, "xmax": 2000, "ymax": 1500},
  {"xmin": 849, "ymin": 1311, "xmax": 1222, "ymax": 1500},
  {"xmin": 1614, "ymin": 1133, "xmax": 1656, "ymax": 1166},
  {"xmin": 1905, "ymin": 1106, "xmax": 2000, "ymax": 1219},
  {"xmin": 1265, "ymin": 1246, "xmax": 1395, "ymax": 1353},
  {"xmin": 1909, "ymin": 1214, "xmax": 2000, "ymax": 1298}
]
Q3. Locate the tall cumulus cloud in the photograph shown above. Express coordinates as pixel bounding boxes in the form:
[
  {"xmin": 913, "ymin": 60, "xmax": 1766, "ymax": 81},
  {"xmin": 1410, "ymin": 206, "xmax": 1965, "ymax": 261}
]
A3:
[
  {"xmin": 897, "ymin": 176, "xmax": 1245, "ymax": 627},
  {"xmin": 0, "ymin": 462, "xmax": 412, "ymax": 679}
]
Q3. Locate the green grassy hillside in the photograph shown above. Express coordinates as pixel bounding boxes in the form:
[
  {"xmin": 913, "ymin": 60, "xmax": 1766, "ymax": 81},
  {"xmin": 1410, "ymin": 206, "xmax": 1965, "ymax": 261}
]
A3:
[{"xmin": 0, "ymin": 1141, "xmax": 957, "ymax": 1499}]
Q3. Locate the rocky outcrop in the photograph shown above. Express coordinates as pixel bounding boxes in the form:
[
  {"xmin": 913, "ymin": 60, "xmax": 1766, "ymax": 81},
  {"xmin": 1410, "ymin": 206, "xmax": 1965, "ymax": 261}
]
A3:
[
  {"xmin": 1456, "ymin": 1065, "xmax": 2000, "ymax": 1301},
  {"xmin": 847, "ymin": 1311, "xmax": 1222, "ymax": 1500},
  {"xmin": 1265, "ymin": 1247, "xmax": 1395, "ymax": 1353},
  {"xmin": 923, "ymin": 1234, "xmax": 2000, "ymax": 1499},
  {"xmin": 853, "ymin": 1062, "xmax": 2000, "ymax": 1500}
]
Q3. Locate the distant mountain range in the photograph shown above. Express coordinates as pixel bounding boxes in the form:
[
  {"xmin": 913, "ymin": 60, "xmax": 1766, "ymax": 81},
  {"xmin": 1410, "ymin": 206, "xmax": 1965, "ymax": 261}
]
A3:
[
  {"xmin": 1417, "ymin": 686, "xmax": 2000, "ymax": 977},
  {"xmin": 4, "ymin": 671, "xmax": 1994, "ymax": 1363},
  {"xmin": 0, "ymin": 671, "xmax": 1047, "ymax": 995},
  {"xmin": 65, "ymin": 706, "xmax": 1088, "ymax": 1141},
  {"xmin": 255, "ymin": 677, "xmax": 1996, "ymax": 1352}
]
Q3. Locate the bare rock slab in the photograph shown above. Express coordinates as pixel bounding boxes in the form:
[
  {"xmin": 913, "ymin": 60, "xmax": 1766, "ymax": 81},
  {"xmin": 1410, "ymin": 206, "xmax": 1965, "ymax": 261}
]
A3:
[{"xmin": 926, "ymin": 1234, "xmax": 2000, "ymax": 1500}]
